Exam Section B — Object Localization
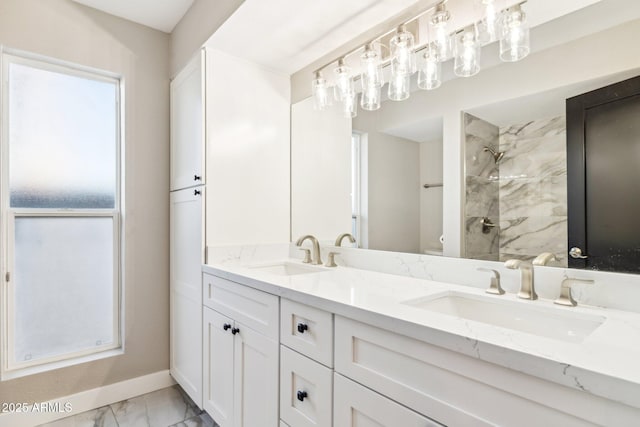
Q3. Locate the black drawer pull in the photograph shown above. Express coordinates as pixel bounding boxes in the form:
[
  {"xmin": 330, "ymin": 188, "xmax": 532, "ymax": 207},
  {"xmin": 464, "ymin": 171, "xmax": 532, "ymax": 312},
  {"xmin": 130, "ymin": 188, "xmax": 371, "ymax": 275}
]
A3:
[
  {"xmin": 296, "ymin": 390, "xmax": 308, "ymax": 402},
  {"xmin": 194, "ymin": 189, "xmax": 201, "ymax": 196},
  {"xmin": 223, "ymin": 323, "xmax": 231, "ymax": 331},
  {"xmin": 194, "ymin": 175, "xmax": 202, "ymax": 181},
  {"xmin": 297, "ymin": 323, "xmax": 309, "ymax": 334},
  {"xmin": 231, "ymin": 327, "xmax": 240, "ymax": 335}
]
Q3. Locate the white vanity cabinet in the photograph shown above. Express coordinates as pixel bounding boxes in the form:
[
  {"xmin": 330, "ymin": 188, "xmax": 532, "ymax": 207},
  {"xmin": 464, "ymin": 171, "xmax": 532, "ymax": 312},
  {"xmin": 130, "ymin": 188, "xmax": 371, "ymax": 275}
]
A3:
[
  {"xmin": 334, "ymin": 373, "xmax": 443, "ymax": 427},
  {"xmin": 202, "ymin": 273, "xmax": 279, "ymax": 427},
  {"xmin": 280, "ymin": 299, "xmax": 334, "ymax": 427},
  {"xmin": 333, "ymin": 315, "xmax": 638, "ymax": 427}
]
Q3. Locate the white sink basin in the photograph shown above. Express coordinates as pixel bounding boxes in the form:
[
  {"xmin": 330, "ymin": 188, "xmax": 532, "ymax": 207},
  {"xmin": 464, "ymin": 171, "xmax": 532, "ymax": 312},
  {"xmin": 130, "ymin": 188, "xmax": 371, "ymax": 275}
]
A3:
[
  {"xmin": 248, "ymin": 261, "xmax": 328, "ymax": 276},
  {"xmin": 402, "ymin": 291, "xmax": 605, "ymax": 343}
]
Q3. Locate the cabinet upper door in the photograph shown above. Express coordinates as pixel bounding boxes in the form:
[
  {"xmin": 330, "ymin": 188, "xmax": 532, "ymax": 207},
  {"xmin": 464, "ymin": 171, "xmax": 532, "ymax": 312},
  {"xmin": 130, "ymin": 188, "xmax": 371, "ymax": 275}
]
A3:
[{"xmin": 170, "ymin": 50, "xmax": 205, "ymax": 191}]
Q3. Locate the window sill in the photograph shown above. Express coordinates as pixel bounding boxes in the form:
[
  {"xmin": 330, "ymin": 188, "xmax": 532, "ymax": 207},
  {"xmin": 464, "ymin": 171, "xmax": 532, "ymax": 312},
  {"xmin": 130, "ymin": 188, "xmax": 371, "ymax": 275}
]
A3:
[{"xmin": 1, "ymin": 347, "xmax": 124, "ymax": 381}]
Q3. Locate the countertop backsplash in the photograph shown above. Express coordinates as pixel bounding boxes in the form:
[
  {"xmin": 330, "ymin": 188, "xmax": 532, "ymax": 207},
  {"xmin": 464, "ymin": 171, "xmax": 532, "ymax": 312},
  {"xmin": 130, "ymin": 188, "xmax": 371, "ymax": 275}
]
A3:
[{"xmin": 207, "ymin": 242, "xmax": 640, "ymax": 313}]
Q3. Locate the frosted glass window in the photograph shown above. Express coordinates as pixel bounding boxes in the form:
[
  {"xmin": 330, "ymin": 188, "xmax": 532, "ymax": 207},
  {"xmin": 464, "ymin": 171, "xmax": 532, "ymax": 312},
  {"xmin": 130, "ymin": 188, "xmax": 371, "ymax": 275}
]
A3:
[
  {"xmin": 9, "ymin": 62, "xmax": 117, "ymax": 209},
  {"xmin": 13, "ymin": 217, "xmax": 115, "ymax": 364},
  {"xmin": 2, "ymin": 54, "xmax": 121, "ymax": 375}
]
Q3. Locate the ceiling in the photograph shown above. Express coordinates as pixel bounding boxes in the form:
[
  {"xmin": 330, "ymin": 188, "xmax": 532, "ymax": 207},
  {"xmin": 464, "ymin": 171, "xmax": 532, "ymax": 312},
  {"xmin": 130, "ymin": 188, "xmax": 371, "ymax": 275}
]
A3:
[
  {"xmin": 205, "ymin": 0, "xmax": 604, "ymax": 75},
  {"xmin": 71, "ymin": 0, "xmax": 194, "ymax": 33},
  {"xmin": 206, "ymin": 0, "xmax": 424, "ymax": 74}
]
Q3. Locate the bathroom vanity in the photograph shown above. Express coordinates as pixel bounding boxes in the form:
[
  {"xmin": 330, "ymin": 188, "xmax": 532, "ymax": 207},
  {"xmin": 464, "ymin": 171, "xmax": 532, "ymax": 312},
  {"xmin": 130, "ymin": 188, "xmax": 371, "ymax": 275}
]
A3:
[{"xmin": 200, "ymin": 252, "xmax": 640, "ymax": 427}]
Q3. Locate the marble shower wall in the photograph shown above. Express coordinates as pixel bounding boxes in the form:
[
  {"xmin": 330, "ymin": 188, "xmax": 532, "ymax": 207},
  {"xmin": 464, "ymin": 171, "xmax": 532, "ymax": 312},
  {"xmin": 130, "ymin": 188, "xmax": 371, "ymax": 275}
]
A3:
[
  {"xmin": 464, "ymin": 113, "xmax": 500, "ymax": 260},
  {"xmin": 498, "ymin": 116, "xmax": 568, "ymax": 265}
]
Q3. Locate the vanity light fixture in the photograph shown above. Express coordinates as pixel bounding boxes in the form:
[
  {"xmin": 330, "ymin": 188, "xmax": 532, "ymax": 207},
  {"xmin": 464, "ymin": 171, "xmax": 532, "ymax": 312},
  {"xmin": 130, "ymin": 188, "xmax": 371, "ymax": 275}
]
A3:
[
  {"xmin": 360, "ymin": 44, "xmax": 383, "ymax": 111},
  {"xmin": 311, "ymin": 71, "xmax": 332, "ymax": 111},
  {"xmin": 417, "ymin": 45, "xmax": 441, "ymax": 90},
  {"xmin": 430, "ymin": 2, "xmax": 453, "ymax": 62},
  {"xmin": 310, "ymin": 1, "xmax": 531, "ymax": 116},
  {"xmin": 500, "ymin": 3, "xmax": 530, "ymax": 62},
  {"xmin": 388, "ymin": 72, "xmax": 411, "ymax": 101},
  {"xmin": 454, "ymin": 25, "xmax": 481, "ymax": 77},
  {"xmin": 342, "ymin": 91, "xmax": 358, "ymax": 118},
  {"xmin": 333, "ymin": 58, "xmax": 355, "ymax": 101},
  {"xmin": 390, "ymin": 25, "xmax": 417, "ymax": 77},
  {"xmin": 476, "ymin": 0, "xmax": 504, "ymax": 43}
]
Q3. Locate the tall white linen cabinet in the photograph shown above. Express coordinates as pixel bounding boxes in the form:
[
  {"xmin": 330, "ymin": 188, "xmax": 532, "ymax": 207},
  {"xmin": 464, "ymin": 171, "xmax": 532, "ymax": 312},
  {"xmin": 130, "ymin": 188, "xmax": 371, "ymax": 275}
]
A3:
[
  {"xmin": 169, "ymin": 46, "xmax": 290, "ymax": 420},
  {"xmin": 170, "ymin": 50, "xmax": 206, "ymax": 407}
]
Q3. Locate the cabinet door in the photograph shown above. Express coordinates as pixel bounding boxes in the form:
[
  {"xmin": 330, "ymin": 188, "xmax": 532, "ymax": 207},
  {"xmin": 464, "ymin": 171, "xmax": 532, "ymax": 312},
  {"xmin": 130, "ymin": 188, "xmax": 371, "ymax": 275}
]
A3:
[
  {"xmin": 334, "ymin": 374, "xmax": 444, "ymax": 427},
  {"xmin": 170, "ymin": 50, "xmax": 205, "ymax": 190},
  {"xmin": 203, "ymin": 308, "xmax": 235, "ymax": 427},
  {"xmin": 170, "ymin": 188, "xmax": 204, "ymax": 406},
  {"xmin": 234, "ymin": 324, "xmax": 279, "ymax": 427}
]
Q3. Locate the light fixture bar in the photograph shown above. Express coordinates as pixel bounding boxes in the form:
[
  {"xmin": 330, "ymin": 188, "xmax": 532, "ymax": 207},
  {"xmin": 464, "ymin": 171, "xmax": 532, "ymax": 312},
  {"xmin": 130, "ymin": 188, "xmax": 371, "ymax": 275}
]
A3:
[{"xmin": 312, "ymin": 1, "xmax": 451, "ymax": 76}]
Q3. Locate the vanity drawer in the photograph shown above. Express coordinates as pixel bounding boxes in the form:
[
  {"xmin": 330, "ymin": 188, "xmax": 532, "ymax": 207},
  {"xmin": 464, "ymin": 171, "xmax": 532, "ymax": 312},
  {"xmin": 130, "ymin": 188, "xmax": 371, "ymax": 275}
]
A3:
[
  {"xmin": 202, "ymin": 273, "xmax": 279, "ymax": 340},
  {"xmin": 280, "ymin": 345, "xmax": 332, "ymax": 427},
  {"xmin": 334, "ymin": 373, "xmax": 444, "ymax": 427},
  {"xmin": 280, "ymin": 298, "xmax": 334, "ymax": 367}
]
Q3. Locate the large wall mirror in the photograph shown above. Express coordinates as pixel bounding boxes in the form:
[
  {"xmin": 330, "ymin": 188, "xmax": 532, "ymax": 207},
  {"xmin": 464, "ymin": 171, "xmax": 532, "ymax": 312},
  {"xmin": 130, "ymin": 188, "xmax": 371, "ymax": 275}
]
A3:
[{"xmin": 291, "ymin": 0, "xmax": 640, "ymax": 273}]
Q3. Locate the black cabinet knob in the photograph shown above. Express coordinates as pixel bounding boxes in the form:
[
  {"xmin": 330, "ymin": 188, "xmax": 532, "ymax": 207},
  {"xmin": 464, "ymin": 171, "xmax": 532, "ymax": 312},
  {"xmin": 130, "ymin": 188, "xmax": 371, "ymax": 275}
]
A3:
[
  {"xmin": 297, "ymin": 323, "xmax": 309, "ymax": 334},
  {"xmin": 223, "ymin": 323, "xmax": 231, "ymax": 331},
  {"xmin": 194, "ymin": 175, "xmax": 202, "ymax": 181},
  {"xmin": 296, "ymin": 390, "xmax": 308, "ymax": 402},
  {"xmin": 231, "ymin": 327, "xmax": 240, "ymax": 335},
  {"xmin": 194, "ymin": 189, "xmax": 201, "ymax": 196}
]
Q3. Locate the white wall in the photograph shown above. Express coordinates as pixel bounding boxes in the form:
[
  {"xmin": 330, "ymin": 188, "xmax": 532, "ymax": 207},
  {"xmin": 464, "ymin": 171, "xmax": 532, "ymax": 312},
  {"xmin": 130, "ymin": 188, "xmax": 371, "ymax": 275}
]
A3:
[
  {"xmin": 291, "ymin": 98, "xmax": 352, "ymax": 242},
  {"xmin": 419, "ymin": 140, "xmax": 443, "ymax": 253},
  {"xmin": 169, "ymin": 0, "xmax": 244, "ymax": 77},
  {"xmin": 206, "ymin": 49, "xmax": 290, "ymax": 247},
  {"xmin": 0, "ymin": 0, "xmax": 170, "ymax": 404}
]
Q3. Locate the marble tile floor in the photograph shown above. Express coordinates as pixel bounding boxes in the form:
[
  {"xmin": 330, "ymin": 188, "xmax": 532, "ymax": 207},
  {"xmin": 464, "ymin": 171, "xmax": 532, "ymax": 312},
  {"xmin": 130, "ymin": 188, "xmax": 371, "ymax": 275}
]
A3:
[{"xmin": 38, "ymin": 385, "xmax": 218, "ymax": 427}]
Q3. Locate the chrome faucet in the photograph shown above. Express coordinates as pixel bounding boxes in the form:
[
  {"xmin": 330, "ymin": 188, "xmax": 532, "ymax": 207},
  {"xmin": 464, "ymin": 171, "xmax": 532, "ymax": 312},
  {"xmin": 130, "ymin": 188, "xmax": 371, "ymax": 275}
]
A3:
[
  {"xmin": 335, "ymin": 233, "xmax": 356, "ymax": 247},
  {"xmin": 295, "ymin": 235, "xmax": 322, "ymax": 265},
  {"xmin": 504, "ymin": 259, "xmax": 536, "ymax": 300},
  {"xmin": 532, "ymin": 252, "xmax": 557, "ymax": 266}
]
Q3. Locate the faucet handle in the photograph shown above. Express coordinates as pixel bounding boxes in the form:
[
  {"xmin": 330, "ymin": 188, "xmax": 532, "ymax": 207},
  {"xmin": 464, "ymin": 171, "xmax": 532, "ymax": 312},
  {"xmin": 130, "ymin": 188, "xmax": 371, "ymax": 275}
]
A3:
[
  {"xmin": 555, "ymin": 278, "xmax": 594, "ymax": 307},
  {"xmin": 299, "ymin": 248, "xmax": 312, "ymax": 264},
  {"xmin": 532, "ymin": 252, "xmax": 557, "ymax": 266},
  {"xmin": 325, "ymin": 252, "xmax": 339, "ymax": 267},
  {"xmin": 477, "ymin": 268, "xmax": 505, "ymax": 295}
]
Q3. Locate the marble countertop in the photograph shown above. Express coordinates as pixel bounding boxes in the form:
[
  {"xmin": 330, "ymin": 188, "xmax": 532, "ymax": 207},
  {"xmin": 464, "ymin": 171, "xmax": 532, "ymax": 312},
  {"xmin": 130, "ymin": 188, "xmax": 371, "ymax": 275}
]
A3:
[{"xmin": 202, "ymin": 259, "xmax": 640, "ymax": 409}]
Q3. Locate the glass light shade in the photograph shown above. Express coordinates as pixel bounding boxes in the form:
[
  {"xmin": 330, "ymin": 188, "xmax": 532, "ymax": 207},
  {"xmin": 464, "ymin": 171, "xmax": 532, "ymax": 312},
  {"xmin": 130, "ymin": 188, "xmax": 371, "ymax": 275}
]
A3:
[
  {"xmin": 360, "ymin": 84, "xmax": 381, "ymax": 111},
  {"xmin": 454, "ymin": 28, "xmax": 481, "ymax": 77},
  {"xmin": 390, "ymin": 26, "xmax": 416, "ymax": 76},
  {"xmin": 476, "ymin": 0, "xmax": 503, "ymax": 43},
  {"xmin": 430, "ymin": 5, "xmax": 452, "ymax": 61},
  {"xmin": 334, "ymin": 61, "xmax": 355, "ymax": 101},
  {"xmin": 311, "ymin": 72, "xmax": 332, "ymax": 110},
  {"xmin": 500, "ymin": 6, "xmax": 530, "ymax": 62},
  {"xmin": 417, "ymin": 49, "xmax": 441, "ymax": 90},
  {"xmin": 361, "ymin": 46, "xmax": 383, "ymax": 88},
  {"xmin": 342, "ymin": 92, "xmax": 358, "ymax": 118},
  {"xmin": 387, "ymin": 72, "xmax": 410, "ymax": 101}
]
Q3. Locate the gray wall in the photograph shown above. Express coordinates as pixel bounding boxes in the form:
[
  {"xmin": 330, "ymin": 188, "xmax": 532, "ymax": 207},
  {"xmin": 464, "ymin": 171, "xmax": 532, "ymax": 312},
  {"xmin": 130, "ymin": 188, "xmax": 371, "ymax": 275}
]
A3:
[{"xmin": 0, "ymin": 0, "xmax": 170, "ymax": 403}]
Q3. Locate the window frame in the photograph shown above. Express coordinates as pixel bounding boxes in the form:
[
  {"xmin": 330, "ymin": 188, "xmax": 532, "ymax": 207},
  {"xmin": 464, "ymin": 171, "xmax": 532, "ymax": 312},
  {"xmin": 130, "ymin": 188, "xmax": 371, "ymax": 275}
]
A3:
[{"xmin": 0, "ymin": 50, "xmax": 124, "ymax": 379}]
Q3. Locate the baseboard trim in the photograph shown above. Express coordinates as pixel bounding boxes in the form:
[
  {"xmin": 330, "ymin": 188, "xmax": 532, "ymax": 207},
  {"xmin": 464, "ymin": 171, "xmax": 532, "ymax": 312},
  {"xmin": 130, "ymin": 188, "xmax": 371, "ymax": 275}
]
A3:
[{"xmin": 0, "ymin": 370, "xmax": 175, "ymax": 427}]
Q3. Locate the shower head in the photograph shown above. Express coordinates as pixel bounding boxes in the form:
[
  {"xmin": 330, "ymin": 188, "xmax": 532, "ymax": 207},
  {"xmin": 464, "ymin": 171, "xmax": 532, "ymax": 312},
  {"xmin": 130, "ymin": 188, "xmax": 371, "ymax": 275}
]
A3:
[{"xmin": 483, "ymin": 146, "xmax": 505, "ymax": 164}]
